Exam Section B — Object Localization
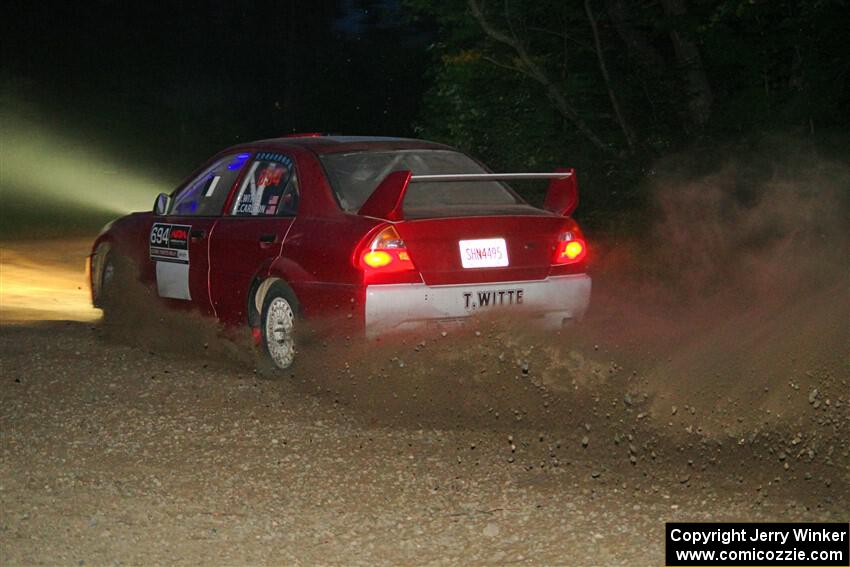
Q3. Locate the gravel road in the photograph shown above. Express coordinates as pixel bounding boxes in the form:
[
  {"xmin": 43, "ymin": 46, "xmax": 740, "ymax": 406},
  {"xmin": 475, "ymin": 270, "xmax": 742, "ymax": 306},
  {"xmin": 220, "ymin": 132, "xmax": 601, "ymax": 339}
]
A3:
[
  {"xmin": 2, "ymin": 230, "xmax": 848, "ymax": 566},
  {"xmin": 1, "ymin": 317, "xmax": 847, "ymax": 566}
]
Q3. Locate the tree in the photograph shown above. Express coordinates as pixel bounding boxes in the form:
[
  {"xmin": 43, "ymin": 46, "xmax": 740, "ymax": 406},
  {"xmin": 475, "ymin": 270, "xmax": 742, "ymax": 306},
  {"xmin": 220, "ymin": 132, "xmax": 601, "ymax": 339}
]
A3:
[
  {"xmin": 407, "ymin": 0, "xmax": 849, "ymax": 162},
  {"xmin": 405, "ymin": 0, "xmax": 849, "ymax": 228},
  {"xmin": 467, "ymin": 0, "xmax": 623, "ymax": 155}
]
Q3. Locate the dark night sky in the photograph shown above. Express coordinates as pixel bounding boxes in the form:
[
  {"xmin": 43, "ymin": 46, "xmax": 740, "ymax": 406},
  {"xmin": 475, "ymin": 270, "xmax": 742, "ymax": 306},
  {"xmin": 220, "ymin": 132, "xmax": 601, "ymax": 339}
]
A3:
[{"xmin": 2, "ymin": 0, "xmax": 433, "ymax": 174}]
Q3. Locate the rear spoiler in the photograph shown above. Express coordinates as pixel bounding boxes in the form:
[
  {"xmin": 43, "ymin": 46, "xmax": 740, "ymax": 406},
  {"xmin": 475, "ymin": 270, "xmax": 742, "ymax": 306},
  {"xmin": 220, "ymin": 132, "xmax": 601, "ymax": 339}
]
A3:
[{"xmin": 358, "ymin": 168, "xmax": 578, "ymax": 221}]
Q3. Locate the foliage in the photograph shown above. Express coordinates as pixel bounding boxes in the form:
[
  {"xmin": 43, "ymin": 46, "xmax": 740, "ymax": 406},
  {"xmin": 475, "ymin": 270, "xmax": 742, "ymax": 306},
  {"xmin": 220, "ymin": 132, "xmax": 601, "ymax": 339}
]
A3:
[{"xmin": 405, "ymin": 0, "xmax": 850, "ymax": 228}]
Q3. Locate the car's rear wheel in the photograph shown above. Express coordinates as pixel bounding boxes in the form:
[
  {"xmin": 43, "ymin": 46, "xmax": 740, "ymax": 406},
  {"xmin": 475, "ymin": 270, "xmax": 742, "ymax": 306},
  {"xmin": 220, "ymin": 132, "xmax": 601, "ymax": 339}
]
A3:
[{"xmin": 259, "ymin": 283, "xmax": 298, "ymax": 371}]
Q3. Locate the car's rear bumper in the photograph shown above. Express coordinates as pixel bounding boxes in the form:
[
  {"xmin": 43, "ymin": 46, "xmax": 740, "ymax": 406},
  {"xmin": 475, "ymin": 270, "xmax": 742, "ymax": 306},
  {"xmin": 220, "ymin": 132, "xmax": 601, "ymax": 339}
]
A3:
[{"xmin": 364, "ymin": 274, "xmax": 591, "ymax": 339}]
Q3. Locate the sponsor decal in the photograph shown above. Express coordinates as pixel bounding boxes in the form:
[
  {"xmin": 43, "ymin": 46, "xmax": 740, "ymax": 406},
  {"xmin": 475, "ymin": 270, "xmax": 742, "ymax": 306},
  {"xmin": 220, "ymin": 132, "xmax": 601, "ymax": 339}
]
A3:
[
  {"xmin": 255, "ymin": 152, "xmax": 293, "ymax": 166},
  {"xmin": 150, "ymin": 223, "xmax": 191, "ymax": 264},
  {"xmin": 463, "ymin": 288, "xmax": 524, "ymax": 310}
]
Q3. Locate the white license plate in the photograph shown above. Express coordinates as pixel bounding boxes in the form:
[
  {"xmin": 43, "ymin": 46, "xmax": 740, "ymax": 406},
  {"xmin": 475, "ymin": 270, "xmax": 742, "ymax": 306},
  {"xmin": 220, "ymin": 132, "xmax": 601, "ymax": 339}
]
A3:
[{"xmin": 459, "ymin": 238, "xmax": 509, "ymax": 268}]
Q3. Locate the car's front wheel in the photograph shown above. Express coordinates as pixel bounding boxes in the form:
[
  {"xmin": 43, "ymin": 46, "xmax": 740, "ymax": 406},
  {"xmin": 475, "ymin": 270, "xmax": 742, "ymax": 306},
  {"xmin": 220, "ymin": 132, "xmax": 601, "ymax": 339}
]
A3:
[
  {"xmin": 98, "ymin": 253, "xmax": 125, "ymax": 321},
  {"xmin": 259, "ymin": 283, "xmax": 298, "ymax": 371}
]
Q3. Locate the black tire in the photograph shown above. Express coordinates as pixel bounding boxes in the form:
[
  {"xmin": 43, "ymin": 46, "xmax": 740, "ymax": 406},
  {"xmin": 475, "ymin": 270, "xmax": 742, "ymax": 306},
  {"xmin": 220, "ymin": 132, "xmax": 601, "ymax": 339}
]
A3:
[
  {"xmin": 257, "ymin": 282, "xmax": 300, "ymax": 375},
  {"xmin": 99, "ymin": 252, "xmax": 149, "ymax": 325},
  {"xmin": 98, "ymin": 253, "xmax": 123, "ymax": 321}
]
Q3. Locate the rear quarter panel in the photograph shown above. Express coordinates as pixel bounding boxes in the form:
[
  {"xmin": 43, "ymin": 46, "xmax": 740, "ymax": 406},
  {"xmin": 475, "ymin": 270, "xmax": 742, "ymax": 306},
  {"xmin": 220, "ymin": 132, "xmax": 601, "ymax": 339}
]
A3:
[
  {"xmin": 265, "ymin": 148, "xmax": 381, "ymax": 328},
  {"xmin": 271, "ymin": 214, "xmax": 379, "ymax": 328}
]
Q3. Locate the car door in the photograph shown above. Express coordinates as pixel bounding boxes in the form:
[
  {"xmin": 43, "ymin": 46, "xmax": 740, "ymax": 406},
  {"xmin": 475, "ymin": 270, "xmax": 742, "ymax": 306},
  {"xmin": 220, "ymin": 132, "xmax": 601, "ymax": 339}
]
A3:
[
  {"xmin": 149, "ymin": 152, "xmax": 251, "ymax": 313},
  {"xmin": 208, "ymin": 151, "xmax": 299, "ymax": 324}
]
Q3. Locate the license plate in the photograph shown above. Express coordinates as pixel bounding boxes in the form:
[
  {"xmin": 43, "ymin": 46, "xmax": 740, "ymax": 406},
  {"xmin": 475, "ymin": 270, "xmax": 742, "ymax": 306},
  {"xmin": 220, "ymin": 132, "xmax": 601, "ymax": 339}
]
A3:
[{"xmin": 459, "ymin": 238, "xmax": 509, "ymax": 268}]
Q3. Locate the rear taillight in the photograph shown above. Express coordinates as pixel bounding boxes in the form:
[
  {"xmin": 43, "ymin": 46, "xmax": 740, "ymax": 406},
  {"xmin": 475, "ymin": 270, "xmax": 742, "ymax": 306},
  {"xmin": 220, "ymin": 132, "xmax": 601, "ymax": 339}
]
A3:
[
  {"xmin": 356, "ymin": 225, "xmax": 420, "ymax": 283},
  {"xmin": 553, "ymin": 231, "xmax": 587, "ymax": 264}
]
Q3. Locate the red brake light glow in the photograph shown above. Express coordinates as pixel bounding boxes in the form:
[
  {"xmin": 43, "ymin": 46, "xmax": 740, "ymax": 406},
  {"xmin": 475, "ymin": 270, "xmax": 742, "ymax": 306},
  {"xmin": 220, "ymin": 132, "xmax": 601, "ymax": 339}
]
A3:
[
  {"xmin": 553, "ymin": 231, "xmax": 587, "ymax": 264},
  {"xmin": 357, "ymin": 225, "xmax": 420, "ymax": 283},
  {"xmin": 362, "ymin": 250, "xmax": 393, "ymax": 268},
  {"xmin": 563, "ymin": 240, "xmax": 584, "ymax": 260}
]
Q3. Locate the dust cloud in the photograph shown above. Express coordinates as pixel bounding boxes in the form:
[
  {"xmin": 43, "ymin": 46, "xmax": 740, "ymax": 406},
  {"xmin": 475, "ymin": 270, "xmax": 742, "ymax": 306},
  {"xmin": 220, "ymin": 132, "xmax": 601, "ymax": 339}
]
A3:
[
  {"xmin": 610, "ymin": 143, "xmax": 849, "ymax": 433},
  {"xmin": 287, "ymin": 141, "xmax": 848, "ymax": 453},
  {"xmin": 95, "ymin": 255, "xmax": 258, "ymax": 370}
]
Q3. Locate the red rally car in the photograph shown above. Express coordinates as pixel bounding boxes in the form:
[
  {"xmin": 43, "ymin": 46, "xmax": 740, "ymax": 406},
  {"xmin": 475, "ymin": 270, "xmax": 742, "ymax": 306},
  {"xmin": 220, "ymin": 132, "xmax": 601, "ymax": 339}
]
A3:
[{"xmin": 89, "ymin": 135, "xmax": 591, "ymax": 371}]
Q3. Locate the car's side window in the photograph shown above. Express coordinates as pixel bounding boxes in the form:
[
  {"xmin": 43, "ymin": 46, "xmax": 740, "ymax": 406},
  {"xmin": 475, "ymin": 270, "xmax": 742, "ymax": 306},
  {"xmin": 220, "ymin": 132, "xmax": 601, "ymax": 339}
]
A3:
[
  {"xmin": 231, "ymin": 152, "xmax": 299, "ymax": 217},
  {"xmin": 169, "ymin": 153, "xmax": 251, "ymax": 216}
]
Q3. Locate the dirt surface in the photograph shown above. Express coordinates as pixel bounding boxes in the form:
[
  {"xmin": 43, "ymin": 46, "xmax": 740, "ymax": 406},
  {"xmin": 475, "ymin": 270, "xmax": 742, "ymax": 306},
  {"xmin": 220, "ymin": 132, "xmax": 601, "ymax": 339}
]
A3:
[
  {"xmin": 2, "ymin": 254, "xmax": 848, "ymax": 566},
  {"xmin": 1, "ymin": 315, "xmax": 847, "ymax": 566},
  {"xmin": 1, "ymin": 156, "xmax": 848, "ymax": 565}
]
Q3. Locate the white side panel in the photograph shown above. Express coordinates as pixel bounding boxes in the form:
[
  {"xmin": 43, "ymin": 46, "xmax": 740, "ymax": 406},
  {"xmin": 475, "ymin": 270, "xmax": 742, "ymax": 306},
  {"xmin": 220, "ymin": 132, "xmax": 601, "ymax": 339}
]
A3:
[{"xmin": 156, "ymin": 261, "xmax": 191, "ymax": 300}]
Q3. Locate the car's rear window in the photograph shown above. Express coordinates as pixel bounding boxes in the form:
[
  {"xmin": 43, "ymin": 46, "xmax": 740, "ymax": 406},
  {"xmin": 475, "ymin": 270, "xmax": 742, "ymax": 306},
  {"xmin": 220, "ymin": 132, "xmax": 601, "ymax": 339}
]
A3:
[{"xmin": 319, "ymin": 150, "xmax": 526, "ymax": 213}]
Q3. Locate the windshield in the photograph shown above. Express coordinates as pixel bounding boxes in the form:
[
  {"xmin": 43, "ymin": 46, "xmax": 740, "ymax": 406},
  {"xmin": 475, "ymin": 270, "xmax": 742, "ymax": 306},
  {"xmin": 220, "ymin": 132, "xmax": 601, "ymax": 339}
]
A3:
[{"xmin": 319, "ymin": 150, "xmax": 526, "ymax": 213}]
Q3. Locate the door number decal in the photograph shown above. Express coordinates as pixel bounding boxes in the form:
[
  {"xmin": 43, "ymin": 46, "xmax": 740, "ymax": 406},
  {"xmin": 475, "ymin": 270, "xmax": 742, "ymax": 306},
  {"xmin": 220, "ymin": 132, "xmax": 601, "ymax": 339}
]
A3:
[
  {"xmin": 150, "ymin": 223, "xmax": 191, "ymax": 264},
  {"xmin": 150, "ymin": 223, "xmax": 192, "ymax": 300}
]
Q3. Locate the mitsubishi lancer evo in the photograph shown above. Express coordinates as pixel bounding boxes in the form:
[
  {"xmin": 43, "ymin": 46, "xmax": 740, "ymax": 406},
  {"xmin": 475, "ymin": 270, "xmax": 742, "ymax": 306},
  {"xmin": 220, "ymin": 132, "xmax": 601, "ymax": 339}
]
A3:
[{"xmin": 89, "ymin": 135, "xmax": 590, "ymax": 371}]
